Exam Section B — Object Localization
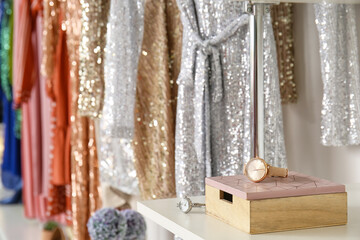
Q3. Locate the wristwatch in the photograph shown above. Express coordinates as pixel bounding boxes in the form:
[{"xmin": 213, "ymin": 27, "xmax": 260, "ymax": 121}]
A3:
[
  {"xmin": 243, "ymin": 157, "xmax": 288, "ymax": 183},
  {"xmin": 177, "ymin": 196, "xmax": 205, "ymax": 213}
]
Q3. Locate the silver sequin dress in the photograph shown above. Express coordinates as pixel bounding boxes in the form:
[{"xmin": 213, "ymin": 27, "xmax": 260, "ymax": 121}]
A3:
[
  {"xmin": 175, "ymin": 0, "xmax": 287, "ymax": 197},
  {"xmin": 99, "ymin": 0, "xmax": 145, "ymax": 194},
  {"xmin": 314, "ymin": 3, "xmax": 360, "ymax": 147}
]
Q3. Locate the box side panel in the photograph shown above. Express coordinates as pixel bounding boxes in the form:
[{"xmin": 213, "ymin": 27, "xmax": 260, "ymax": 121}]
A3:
[
  {"xmin": 250, "ymin": 192, "xmax": 347, "ymax": 234},
  {"xmin": 205, "ymin": 185, "xmax": 250, "ymax": 233}
]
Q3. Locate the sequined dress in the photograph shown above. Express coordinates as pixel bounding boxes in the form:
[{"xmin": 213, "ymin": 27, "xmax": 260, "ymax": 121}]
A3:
[
  {"xmin": 175, "ymin": 0, "xmax": 287, "ymax": 197},
  {"xmin": 271, "ymin": 3, "xmax": 296, "ymax": 104},
  {"xmin": 66, "ymin": 0, "xmax": 103, "ymax": 239},
  {"xmin": 77, "ymin": 0, "xmax": 109, "ymax": 118},
  {"xmin": 41, "ymin": 0, "xmax": 72, "ymax": 222},
  {"xmin": 314, "ymin": 3, "xmax": 360, "ymax": 146},
  {"xmin": 133, "ymin": 0, "xmax": 182, "ymax": 199},
  {"xmin": 99, "ymin": 0, "xmax": 144, "ymax": 195}
]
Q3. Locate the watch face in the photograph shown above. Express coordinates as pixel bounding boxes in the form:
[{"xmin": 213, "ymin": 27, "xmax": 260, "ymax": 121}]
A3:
[
  {"xmin": 178, "ymin": 197, "xmax": 191, "ymax": 213},
  {"xmin": 245, "ymin": 158, "xmax": 267, "ymax": 182}
]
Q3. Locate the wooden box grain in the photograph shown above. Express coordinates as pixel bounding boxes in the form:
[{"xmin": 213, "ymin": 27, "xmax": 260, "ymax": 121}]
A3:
[{"xmin": 205, "ymin": 172, "xmax": 347, "ymax": 234}]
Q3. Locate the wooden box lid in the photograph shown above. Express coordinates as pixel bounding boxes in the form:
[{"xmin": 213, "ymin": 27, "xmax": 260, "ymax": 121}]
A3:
[{"xmin": 205, "ymin": 171, "xmax": 345, "ymax": 200}]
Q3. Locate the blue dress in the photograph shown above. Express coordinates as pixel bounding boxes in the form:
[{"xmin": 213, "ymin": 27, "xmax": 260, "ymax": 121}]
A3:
[{"xmin": 0, "ymin": 0, "xmax": 22, "ymax": 204}]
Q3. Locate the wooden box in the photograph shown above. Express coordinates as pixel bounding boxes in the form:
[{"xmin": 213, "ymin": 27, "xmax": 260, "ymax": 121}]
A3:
[{"xmin": 205, "ymin": 171, "xmax": 347, "ymax": 234}]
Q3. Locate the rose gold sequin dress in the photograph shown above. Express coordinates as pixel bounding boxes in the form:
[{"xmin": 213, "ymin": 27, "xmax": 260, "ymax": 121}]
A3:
[{"xmin": 66, "ymin": 0, "xmax": 103, "ymax": 239}]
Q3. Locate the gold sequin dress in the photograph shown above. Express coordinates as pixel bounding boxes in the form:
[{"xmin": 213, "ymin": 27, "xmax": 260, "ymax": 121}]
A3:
[
  {"xmin": 133, "ymin": 0, "xmax": 182, "ymax": 200},
  {"xmin": 77, "ymin": 0, "xmax": 109, "ymax": 117},
  {"xmin": 271, "ymin": 3, "xmax": 297, "ymax": 103}
]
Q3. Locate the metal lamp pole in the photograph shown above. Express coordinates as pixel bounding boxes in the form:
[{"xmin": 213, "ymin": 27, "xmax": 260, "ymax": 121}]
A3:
[{"xmin": 249, "ymin": 3, "xmax": 266, "ymax": 159}]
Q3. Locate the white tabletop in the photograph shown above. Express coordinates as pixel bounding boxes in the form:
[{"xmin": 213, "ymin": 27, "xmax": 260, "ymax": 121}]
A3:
[{"xmin": 137, "ymin": 184, "xmax": 360, "ymax": 240}]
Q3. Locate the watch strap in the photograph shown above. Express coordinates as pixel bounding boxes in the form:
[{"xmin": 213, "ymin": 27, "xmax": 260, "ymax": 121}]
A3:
[
  {"xmin": 193, "ymin": 203, "xmax": 205, "ymax": 208},
  {"xmin": 268, "ymin": 166, "xmax": 288, "ymax": 178}
]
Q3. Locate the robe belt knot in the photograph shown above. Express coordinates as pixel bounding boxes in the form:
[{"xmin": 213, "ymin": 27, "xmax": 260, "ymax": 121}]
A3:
[{"xmin": 187, "ymin": 13, "xmax": 249, "ymax": 102}]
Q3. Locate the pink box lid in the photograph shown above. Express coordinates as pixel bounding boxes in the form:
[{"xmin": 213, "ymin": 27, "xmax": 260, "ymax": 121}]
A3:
[{"xmin": 205, "ymin": 171, "xmax": 346, "ymax": 200}]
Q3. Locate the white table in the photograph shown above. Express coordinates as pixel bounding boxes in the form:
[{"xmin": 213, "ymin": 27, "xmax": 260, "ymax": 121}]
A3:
[{"xmin": 137, "ymin": 184, "xmax": 360, "ymax": 240}]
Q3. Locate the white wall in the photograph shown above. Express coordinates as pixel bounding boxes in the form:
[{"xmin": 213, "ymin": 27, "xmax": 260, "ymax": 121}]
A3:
[{"xmin": 283, "ymin": 3, "xmax": 360, "ymax": 184}]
